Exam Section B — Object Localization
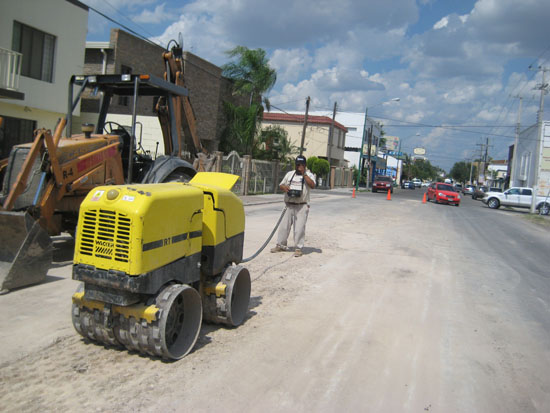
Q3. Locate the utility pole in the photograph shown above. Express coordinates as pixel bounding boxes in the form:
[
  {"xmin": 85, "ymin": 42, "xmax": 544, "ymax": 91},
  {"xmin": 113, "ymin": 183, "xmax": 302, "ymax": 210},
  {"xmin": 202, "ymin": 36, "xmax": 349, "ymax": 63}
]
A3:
[
  {"xmin": 327, "ymin": 101, "xmax": 337, "ymax": 187},
  {"xmin": 475, "ymin": 141, "xmax": 485, "ymax": 185},
  {"xmin": 366, "ymin": 125, "xmax": 374, "ymax": 188},
  {"xmin": 300, "ymin": 96, "xmax": 310, "ymax": 155},
  {"xmin": 510, "ymin": 95, "xmax": 523, "ymax": 187},
  {"xmin": 355, "ymin": 106, "xmax": 369, "ymax": 191},
  {"xmin": 484, "ymin": 137, "xmax": 489, "ymax": 184},
  {"xmin": 530, "ymin": 67, "xmax": 549, "ymax": 213}
]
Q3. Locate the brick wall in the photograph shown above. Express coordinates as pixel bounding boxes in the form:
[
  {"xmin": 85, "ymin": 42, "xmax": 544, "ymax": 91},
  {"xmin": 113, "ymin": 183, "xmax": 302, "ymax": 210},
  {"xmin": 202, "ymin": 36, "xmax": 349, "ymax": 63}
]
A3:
[
  {"xmin": 81, "ymin": 29, "xmax": 250, "ymax": 154},
  {"xmin": 181, "ymin": 52, "xmax": 222, "ymax": 150}
]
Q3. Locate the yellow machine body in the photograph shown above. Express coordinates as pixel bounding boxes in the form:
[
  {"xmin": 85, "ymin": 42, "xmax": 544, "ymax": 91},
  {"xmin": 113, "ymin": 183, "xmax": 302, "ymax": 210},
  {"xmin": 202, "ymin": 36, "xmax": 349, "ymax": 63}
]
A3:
[
  {"xmin": 189, "ymin": 172, "xmax": 245, "ymax": 275},
  {"xmin": 74, "ymin": 182, "xmax": 204, "ymax": 275},
  {"xmin": 73, "ymin": 172, "xmax": 245, "ymax": 278},
  {"xmin": 189, "ymin": 172, "xmax": 244, "ymax": 245},
  {"xmin": 71, "ymin": 172, "xmax": 251, "ymax": 360}
]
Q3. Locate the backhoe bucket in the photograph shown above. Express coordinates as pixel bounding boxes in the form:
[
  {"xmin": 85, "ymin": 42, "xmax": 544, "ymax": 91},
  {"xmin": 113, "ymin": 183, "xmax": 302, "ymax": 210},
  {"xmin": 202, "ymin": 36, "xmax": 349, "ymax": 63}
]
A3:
[{"xmin": 0, "ymin": 211, "xmax": 53, "ymax": 293}]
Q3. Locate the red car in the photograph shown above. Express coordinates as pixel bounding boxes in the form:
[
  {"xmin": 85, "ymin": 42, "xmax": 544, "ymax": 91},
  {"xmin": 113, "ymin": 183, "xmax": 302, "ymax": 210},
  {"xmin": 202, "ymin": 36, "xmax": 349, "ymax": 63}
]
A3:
[
  {"xmin": 372, "ymin": 175, "xmax": 393, "ymax": 193},
  {"xmin": 426, "ymin": 182, "xmax": 461, "ymax": 206}
]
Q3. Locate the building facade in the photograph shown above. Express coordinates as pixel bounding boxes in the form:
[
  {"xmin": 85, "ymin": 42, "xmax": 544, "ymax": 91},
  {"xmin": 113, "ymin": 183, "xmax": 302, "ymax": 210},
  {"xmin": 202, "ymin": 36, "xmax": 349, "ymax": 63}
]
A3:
[
  {"xmin": 261, "ymin": 112, "xmax": 348, "ymax": 166},
  {"xmin": 0, "ymin": 0, "xmax": 88, "ymax": 158},
  {"xmin": 510, "ymin": 120, "xmax": 550, "ymax": 195}
]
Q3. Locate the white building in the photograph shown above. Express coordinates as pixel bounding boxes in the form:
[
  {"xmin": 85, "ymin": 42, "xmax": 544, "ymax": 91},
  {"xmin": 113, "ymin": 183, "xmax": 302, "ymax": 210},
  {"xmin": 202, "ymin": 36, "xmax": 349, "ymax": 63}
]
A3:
[
  {"xmin": 511, "ymin": 121, "xmax": 550, "ymax": 195},
  {"xmin": 0, "ymin": 0, "xmax": 88, "ymax": 158}
]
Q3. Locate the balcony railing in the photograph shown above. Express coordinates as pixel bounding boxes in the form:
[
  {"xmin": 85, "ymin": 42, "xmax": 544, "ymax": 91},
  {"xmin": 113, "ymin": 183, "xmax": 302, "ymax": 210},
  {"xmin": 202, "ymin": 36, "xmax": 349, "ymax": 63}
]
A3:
[{"xmin": 0, "ymin": 47, "xmax": 22, "ymax": 91}]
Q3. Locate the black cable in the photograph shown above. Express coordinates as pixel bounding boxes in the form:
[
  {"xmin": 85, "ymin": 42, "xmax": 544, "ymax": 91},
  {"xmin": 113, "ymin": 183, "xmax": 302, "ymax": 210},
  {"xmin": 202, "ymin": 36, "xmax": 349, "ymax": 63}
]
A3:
[
  {"xmin": 85, "ymin": 3, "xmax": 161, "ymax": 49},
  {"xmin": 241, "ymin": 206, "xmax": 287, "ymax": 263}
]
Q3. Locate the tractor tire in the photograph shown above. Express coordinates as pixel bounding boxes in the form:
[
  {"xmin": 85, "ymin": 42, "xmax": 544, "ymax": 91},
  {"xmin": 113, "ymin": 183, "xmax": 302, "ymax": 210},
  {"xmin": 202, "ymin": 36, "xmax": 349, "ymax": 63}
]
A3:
[{"xmin": 164, "ymin": 170, "xmax": 193, "ymax": 183}]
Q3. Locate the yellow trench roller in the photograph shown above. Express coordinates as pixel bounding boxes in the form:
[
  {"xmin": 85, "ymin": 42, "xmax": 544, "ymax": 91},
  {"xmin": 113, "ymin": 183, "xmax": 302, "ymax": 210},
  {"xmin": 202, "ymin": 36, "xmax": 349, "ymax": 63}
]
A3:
[{"xmin": 71, "ymin": 172, "xmax": 251, "ymax": 359}]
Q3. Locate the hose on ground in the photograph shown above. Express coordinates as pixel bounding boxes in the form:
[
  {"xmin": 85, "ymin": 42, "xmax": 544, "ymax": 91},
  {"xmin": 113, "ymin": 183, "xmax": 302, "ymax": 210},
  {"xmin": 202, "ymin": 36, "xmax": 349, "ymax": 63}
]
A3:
[{"xmin": 241, "ymin": 206, "xmax": 287, "ymax": 263}]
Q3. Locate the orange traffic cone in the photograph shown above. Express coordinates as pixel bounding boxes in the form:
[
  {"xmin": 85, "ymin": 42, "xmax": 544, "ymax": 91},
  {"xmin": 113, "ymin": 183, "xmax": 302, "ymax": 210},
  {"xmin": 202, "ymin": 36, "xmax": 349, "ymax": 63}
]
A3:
[
  {"xmin": 387, "ymin": 189, "xmax": 391, "ymax": 200},
  {"xmin": 352, "ymin": 188, "xmax": 356, "ymax": 198},
  {"xmin": 422, "ymin": 193, "xmax": 427, "ymax": 204}
]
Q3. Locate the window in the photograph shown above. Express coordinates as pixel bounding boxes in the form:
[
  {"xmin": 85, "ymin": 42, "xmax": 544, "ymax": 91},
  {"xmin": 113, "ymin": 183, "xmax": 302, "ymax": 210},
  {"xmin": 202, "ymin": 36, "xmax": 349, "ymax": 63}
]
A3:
[
  {"xmin": 12, "ymin": 21, "xmax": 56, "ymax": 83},
  {"xmin": 118, "ymin": 65, "xmax": 132, "ymax": 106},
  {"xmin": 521, "ymin": 189, "xmax": 532, "ymax": 196},
  {"xmin": 519, "ymin": 152, "xmax": 530, "ymax": 180},
  {"xmin": 0, "ymin": 115, "xmax": 36, "ymax": 158}
]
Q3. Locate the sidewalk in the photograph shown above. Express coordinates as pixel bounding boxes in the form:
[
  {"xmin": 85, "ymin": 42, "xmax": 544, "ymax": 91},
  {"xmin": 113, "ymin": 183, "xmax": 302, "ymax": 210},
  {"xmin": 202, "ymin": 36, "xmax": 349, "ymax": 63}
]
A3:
[{"xmin": 239, "ymin": 187, "xmax": 353, "ymax": 206}]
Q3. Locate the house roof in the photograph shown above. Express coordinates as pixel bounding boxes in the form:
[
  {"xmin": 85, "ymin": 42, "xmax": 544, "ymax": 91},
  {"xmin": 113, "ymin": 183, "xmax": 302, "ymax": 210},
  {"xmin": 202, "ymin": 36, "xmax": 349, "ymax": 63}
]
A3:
[
  {"xmin": 262, "ymin": 112, "xmax": 348, "ymax": 132},
  {"xmin": 86, "ymin": 41, "xmax": 113, "ymax": 49}
]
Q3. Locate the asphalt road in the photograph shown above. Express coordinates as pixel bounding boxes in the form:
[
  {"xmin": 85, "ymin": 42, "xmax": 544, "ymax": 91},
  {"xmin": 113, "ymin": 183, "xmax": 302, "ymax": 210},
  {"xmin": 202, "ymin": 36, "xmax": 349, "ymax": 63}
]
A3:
[{"xmin": 1, "ymin": 186, "xmax": 550, "ymax": 412}]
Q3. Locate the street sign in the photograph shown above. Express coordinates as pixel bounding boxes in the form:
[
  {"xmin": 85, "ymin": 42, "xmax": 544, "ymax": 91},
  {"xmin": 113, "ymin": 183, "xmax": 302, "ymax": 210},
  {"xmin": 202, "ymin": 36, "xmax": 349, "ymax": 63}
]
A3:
[
  {"xmin": 413, "ymin": 147, "xmax": 426, "ymax": 155},
  {"xmin": 385, "ymin": 136, "xmax": 400, "ymax": 151},
  {"xmin": 387, "ymin": 151, "xmax": 403, "ymax": 157}
]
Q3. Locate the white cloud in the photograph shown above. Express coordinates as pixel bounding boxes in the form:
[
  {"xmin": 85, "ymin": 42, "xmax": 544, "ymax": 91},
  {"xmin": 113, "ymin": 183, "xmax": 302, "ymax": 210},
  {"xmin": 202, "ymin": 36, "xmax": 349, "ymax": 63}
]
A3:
[
  {"xmin": 433, "ymin": 16, "xmax": 448, "ymax": 30},
  {"xmin": 92, "ymin": 0, "xmax": 548, "ymax": 171},
  {"xmin": 269, "ymin": 49, "xmax": 313, "ymax": 84},
  {"xmin": 132, "ymin": 4, "xmax": 175, "ymax": 24}
]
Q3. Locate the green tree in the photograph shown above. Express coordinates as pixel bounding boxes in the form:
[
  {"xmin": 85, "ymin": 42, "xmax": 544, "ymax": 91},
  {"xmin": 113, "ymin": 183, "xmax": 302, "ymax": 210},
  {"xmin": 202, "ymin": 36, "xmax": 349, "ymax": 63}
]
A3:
[
  {"xmin": 306, "ymin": 156, "xmax": 330, "ymax": 184},
  {"xmin": 450, "ymin": 161, "xmax": 475, "ymax": 183},
  {"xmin": 313, "ymin": 158, "xmax": 330, "ymax": 178},
  {"xmin": 220, "ymin": 102, "xmax": 263, "ymax": 155},
  {"xmin": 306, "ymin": 156, "xmax": 318, "ymax": 172},
  {"xmin": 403, "ymin": 157, "xmax": 440, "ymax": 181},
  {"xmin": 222, "ymin": 46, "xmax": 277, "ymax": 108},
  {"xmin": 220, "ymin": 46, "xmax": 277, "ymax": 155}
]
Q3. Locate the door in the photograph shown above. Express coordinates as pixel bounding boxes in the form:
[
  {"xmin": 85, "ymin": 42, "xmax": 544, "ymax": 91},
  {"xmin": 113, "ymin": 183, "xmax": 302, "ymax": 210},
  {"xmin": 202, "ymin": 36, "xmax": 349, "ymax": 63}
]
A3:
[
  {"xmin": 519, "ymin": 188, "xmax": 533, "ymax": 207},
  {"xmin": 503, "ymin": 188, "xmax": 520, "ymax": 207}
]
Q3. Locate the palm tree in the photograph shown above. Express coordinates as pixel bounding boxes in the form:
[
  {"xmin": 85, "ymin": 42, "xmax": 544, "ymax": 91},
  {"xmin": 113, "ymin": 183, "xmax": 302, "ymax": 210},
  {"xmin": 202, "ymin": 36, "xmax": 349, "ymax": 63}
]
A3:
[
  {"xmin": 220, "ymin": 46, "xmax": 278, "ymax": 156},
  {"xmin": 220, "ymin": 102, "xmax": 263, "ymax": 156},
  {"xmin": 222, "ymin": 46, "xmax": 277, "ymax": 108}
]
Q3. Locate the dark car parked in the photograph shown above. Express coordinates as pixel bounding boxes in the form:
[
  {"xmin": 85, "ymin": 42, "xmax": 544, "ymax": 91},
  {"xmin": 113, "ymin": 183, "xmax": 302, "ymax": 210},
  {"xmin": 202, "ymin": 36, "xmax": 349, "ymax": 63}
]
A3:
[
  {"xmin": 462, "ymin": 184, "xmax": 475, "ymax": 195},
  {"xmin": 401, "ymin": 181, "xmax": 415, "ymax": 189},
  {"xmin": 373, "ymin": 175, "xmax": 394, "ymax": 193},
  {"xmin": 472, "ymin": 186, "xmax": 488, "ymax": 200}
]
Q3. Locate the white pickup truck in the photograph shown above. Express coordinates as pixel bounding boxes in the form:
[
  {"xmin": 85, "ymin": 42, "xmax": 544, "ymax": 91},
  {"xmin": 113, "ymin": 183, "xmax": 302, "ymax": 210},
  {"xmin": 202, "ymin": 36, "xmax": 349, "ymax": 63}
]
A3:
[{"xmin": 482, "ymin": 187, "xmax": 550, "ymax": 215}]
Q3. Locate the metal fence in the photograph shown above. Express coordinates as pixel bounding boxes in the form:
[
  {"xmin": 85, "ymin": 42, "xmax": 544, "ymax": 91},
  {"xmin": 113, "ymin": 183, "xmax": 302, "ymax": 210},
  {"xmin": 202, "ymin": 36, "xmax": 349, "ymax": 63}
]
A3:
[
  {"xmin": 249, "ymin": 159, "xmax": 275, "ymax": 194},
  {"xmin": 220, "ymin": 151, "xmax": 351, "ymax": 195},
  {"xmin": 221, "ymin": 151, "xmax": 244, "ymax": 194}
]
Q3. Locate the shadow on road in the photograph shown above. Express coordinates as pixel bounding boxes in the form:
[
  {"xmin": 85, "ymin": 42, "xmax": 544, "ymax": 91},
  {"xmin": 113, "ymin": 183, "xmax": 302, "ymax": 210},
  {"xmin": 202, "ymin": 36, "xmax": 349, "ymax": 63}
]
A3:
[
  {"xmin": 302, "ymin": 246, "xmax": 322, "ymax": 255},
  {"xmin": 52, "ymin": 234, "xmax": 75, "ymax": 265}
]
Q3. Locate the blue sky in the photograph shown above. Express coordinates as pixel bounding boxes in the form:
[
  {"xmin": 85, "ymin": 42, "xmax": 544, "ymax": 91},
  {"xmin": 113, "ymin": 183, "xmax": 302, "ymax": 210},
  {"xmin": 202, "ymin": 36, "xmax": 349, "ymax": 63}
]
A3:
[{"xmin": 82, "ymin": 0, "xmax": 550, "ymax": 171}]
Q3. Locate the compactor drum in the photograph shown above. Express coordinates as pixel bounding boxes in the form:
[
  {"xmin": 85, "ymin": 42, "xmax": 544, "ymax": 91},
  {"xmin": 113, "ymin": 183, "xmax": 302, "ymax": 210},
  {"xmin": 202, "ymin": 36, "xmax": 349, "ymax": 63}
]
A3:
[{"xmin": 71, "ymin": 172, "xmax": 251, "ymax": 359}]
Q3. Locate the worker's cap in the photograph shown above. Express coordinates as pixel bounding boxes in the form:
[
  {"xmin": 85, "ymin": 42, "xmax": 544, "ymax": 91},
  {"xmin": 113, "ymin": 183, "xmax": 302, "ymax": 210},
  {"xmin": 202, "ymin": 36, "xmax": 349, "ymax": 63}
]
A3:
[{"xmin": 295, "ymin": 155, "xmax": 307, "ymax": 165}]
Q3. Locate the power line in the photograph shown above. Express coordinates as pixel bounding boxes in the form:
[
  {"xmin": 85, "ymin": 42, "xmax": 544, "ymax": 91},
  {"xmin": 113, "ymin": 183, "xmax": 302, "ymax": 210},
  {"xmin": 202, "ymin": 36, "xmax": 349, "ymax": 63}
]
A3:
[
  {"xmin": 365, "ymin": 115, "xmax": 516, "ymax": 139},
  {"xmin": 84, "ymin": 2, "xmax": 162, "ymax": 49},
  {"xmin": 98, "ymin": 0, "xmax": 159, "ymax": 42}
]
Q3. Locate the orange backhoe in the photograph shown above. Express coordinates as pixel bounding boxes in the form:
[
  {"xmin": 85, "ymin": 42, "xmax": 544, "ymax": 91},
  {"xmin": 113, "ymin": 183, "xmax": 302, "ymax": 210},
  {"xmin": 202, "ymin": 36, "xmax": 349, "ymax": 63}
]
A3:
[{"xmin": 0, "ymin": 41, "xmax": 215, "ymax": 293}]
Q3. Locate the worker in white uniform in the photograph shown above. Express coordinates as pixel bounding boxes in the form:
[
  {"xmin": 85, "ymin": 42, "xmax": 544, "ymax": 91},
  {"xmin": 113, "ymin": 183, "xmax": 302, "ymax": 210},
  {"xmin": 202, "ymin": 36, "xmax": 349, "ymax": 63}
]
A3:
[{"xmin": 271, "ymin": 155, "xmax": 316, "ymax": 257}]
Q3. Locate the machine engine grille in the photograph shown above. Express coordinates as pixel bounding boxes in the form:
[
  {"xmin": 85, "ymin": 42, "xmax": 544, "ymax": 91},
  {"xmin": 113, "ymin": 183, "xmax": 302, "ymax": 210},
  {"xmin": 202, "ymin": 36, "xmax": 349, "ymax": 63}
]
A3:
[{"xmin": 79, "ymin": 208, "xmax": 131, "ymax": 262}]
